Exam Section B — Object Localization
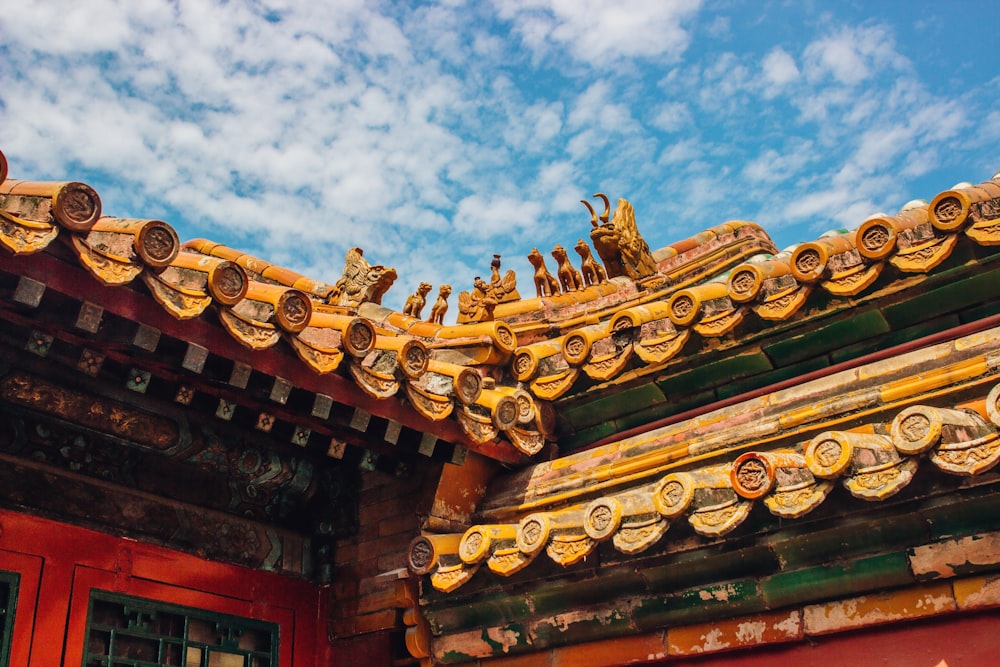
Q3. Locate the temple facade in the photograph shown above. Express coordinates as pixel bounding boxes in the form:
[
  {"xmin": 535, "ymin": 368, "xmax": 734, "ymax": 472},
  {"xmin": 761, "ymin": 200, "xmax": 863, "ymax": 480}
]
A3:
[{"xmin": 0, "ymin": 146, "xmax": 998, "ymax": 665}]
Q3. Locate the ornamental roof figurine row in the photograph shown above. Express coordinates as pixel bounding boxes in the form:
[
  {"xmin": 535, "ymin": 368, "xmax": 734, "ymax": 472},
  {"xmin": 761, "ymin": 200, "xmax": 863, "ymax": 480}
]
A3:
[{"xmin": 3, "ymin": 145, "xmax": 1000, "ymax": 465}]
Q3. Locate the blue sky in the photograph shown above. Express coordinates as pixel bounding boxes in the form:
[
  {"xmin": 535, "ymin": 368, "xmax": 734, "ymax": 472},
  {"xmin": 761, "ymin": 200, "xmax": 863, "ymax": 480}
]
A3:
[{"xmin": 2, "ymin": 1, "xmax": 998, "ymax": 316}]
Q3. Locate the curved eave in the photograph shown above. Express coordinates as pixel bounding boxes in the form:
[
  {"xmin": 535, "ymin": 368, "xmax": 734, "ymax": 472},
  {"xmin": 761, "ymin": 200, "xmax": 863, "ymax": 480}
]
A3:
[{"xmin": 408, "ymin": 321, "xmax": 1000, "ymax": 595}]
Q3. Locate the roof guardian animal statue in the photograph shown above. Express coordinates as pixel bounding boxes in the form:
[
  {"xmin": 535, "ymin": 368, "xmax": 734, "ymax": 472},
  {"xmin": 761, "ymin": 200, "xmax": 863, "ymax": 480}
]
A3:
[{"xmin": 582, "ymin": 193, "xmax": 659, "ymax": 282}]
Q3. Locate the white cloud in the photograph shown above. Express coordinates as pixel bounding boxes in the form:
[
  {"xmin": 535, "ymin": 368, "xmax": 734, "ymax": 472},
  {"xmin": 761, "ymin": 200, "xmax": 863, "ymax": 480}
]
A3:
[
  {"xmin": 650, "ymin": 101, "xmax": 692, "ymax": 133},
  {"xmin": 761, "ymin": 47, "xmax": 799, "ymax": 96},
  {"xmin": 1, "ymin": 1, "xmax": 997, "ymax": 315},
  {"xmin": 494, "ymin": 0, "xmax": 702, "ymax": 65},
  {"xmin": 704, "ymin": 15, "xmax": 731, "ymax": 40},
  {"xmin": 453, "ymin": 193, "xmax": 544, "ymax": 239},
  {"xmin": 742, "ymin": 142, "xmax": 815, "ymax": 185},
  {"xmin": 802, "ymin": 24, "xmax": 908, "ymax": 86}
]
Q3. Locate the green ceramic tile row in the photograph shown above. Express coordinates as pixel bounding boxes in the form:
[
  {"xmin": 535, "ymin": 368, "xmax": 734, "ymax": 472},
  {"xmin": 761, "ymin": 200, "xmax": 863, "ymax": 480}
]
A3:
[
  {"xmin": 527, "ymin": 568, "xmax": 648, "ymax": 617},
  {"xmin": 657, "ymin": 351, "xmax": 773, "ymax": 396},
  {"xmin": 559, "ymin": 383, "xmax": 667, "ymax": 430},
  {"xmin": 557, "ymin": 420, "xmax": 619, "ymax": 452},
  {"xmin": 763, "ymin": 513, "xmax": 929, "ymax": 570},
  {"xmin": 919, "ymin": 485, "xmax": 1000, "ymax": 542},
  {"xmin": 639, "ymin": 544, "xmax": 778, "ymax": 593},
  {"xmin": 716, "ymin": 355, "xmax": 830, "ymax": 400},
  {"xmin": 827, "ymin": 314, "xmax": 962, "ymax": 364},
  {"xmin": 880, "ymin": 266, "xmax": 1000, "ymax": 329},
  {"xmin": 759, "ymin": 551, "xmax": 913, "ymax": 610},
  {"xmin": 424, "ymin": 590, "xmax": 531, "ymax": 635},
  {"xmin": 958, "ymin": 298, "xmax": 1000, "ymax": 324},
  {"xmin": 531, "ymin": 604, "xmax": 637, "ymax": 647},
  {"xmin": 763, "ymin": 309, "xmax": 890, "ymax": 367},
  {"xmin": 632, "ymin": 578, "xmax": 766, "ymax": 632}
]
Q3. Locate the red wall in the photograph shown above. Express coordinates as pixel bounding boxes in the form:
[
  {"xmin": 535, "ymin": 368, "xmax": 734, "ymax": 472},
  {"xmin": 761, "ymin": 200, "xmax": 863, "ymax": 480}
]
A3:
[
  {"xmin": 0, "ymin": 508, "xmax": 328, "ymax": 666},
  {"xmin": 665, "ymin": 611, "xmax": 999, "ymax": 667}
]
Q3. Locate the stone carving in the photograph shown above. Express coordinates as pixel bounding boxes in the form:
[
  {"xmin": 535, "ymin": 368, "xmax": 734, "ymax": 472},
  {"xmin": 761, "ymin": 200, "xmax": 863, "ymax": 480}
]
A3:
[
  {"xmin": 516, "ymin": 514, "xmax": 550, "ymax": 556},
  {"xmin": 583, "ymin": 491, "xmax": 669, "ymax": 555},
  {"xmin": 582, "ymin": 193, "xmax": 658, "ymax": 281},
  {"xmin": 409, "ymin": 385, "xmax": 1000, "ymax": 594},
  {"xmin": 427, "ymin": 284, "xmax": 451, "ymax": 324},
  {"xmin": 405, "ymin": 383, "xmax": 455, "ymax": 421},
  {"xmin": 890, "ymin": 226, "xmax": 957, "ymax": 273},
  {"xmin": 218, "ymin": 309, "xmax": 282, "ymax": 350},
  {"xmin": 507, "ymin": 425, "xmax": 546, "ymax": 456},
  {"xmin": 0, "ymin": 179, "xmax": 102, "ymax": 232},
  {"xmin": 273, "ymin": 289, "xmax": 312, "ymax": 332},
  {"xmin": 408, "ymin": 534, "xmax": 480, "ymax": 593},
  {"xmin": 552, "ymin": 244, "xmax": 583, "ymax": 292},
  {"xmin": 70, "ymin": 236, "xmax": 145, "ymax": 285},
  {"xmin": 459, "ymin": 525, "xmax": 528, "ymax": 576},
  {"xmin": 575, "ymin": 238, "xmax": 606, "ymax": 286},
  {"xmin": 458, "ymin": 277, "xmax": 498, "ymax": 322},
  {"xmin": 403, "ymin": 281, "xmax": 432, "ymax": 318},
  {"xmin": 933, "ymin": 196, "xmax": 964, "ymax": 226},
  {"xmin": 527, "ymin": 247, "xmax": 560, "ymax": 298},
  {"xmin": 546, "ymin": 532, "xmax": 596, "ymax": 566},
  {"xmin": 689, "ymin": 499, "xmax": 752, "ymax": 537},
  {"xmin": 805, "ymin": 431, "xmax": 915, "ymax": 500},
  {"xmin": 430, "ymin": 562, "xmax": 479, "ymax": 593},
  {"xmin": 0, "ymin": 209, "xmax": 60, "ymax": 254},
  {"xmin": 653, "ymin": 473, "xmax": 696, "ymax": 518},
  {"xmin": 729, "ymin": 450, "xmax": 832, "ymax": 519},
  {"xmin": 329, "ymin": 247, "xmax": 397, "ymax": 308},
  {"xmin": 408, "ymin": 534, "xmax": 459, "ymax": 575},
  {"xmin": 733, "ymin": 457, "xmax": 770, "ymax": 497},
  {"xmin": 457, "ymin": 256, "xmax": 519, "ymax": 323},
  {"xmin": 891, "ymin": 404, "xmax": 1000, "ymax": 475},
  {"xmin": 456, "ymin": 405, "xmax": 501, "ymax": 444},
  {"xmin": 613, "ymin": 515, "xmax": 669, "ymax": 555},
  {"xmin": 585, "ymin": 498, "xmax": 623, "ymax": 541}
]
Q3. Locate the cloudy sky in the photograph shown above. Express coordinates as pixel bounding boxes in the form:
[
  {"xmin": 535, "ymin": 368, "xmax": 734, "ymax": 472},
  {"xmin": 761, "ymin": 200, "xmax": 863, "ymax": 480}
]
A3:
[{"xmin": 2, "ymin": 0, "xmax": 998, "ymax": 315}]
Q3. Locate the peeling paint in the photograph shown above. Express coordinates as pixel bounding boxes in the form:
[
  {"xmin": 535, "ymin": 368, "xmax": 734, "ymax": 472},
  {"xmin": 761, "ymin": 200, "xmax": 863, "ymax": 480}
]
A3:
[
  {"xmin": 436, "ymin": 628, "xmax": 496, "ymax": 660},
  {"xmin": 697, "ymin": 627, "xmax": 731, "ymax": 653},
  {"xmin": 545, "ymin": 606, "xmax": 628, "ymax": 632},
  {"xmin": 735, "ymin": 620, "xmax": 767, "ymax": 643},
  {"xmin": 668, "ymin": 610, "xmax": 803, "ymax": 657},
  {"xmin": 909, "ymin": 532, "xmax": 1000, "ymax": 579},
  {"xmin": 433, "ymin": 624, "xmax": 528, "ymax": 661},
  {"xmin": 699, "ymin": 583, "xmax": 738, "ymax": 602},
  {"xmin": 486, "ymin": 626, "xmax": 523, "ymax": 653},
  {"xmin": 953, "ymin": 574, "xmax": 1000, "ymax": 610},
  {"xmin": 803, "ymin": 586, "xmax": 956, "ymax": 635},
  {"xmin": 772, "ymin": 610, "xmax": 801, "ymax": 637}
]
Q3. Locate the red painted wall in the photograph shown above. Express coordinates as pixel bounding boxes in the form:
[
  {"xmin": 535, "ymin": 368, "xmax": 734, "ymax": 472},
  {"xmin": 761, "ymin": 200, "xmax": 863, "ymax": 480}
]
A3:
[
  {"xmin": 664, "ymin": 611, "xmax": 1000, "ymax": 667},
  {"xmin": 0, "ymin": 508, "xmax": 329, "ymax": 666}
]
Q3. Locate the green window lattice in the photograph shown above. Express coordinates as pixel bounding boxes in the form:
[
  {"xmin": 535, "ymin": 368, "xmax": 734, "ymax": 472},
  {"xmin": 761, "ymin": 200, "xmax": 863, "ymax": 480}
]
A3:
[
  {"xmin": 0, "ymin": 570, "xmax": 19, "ymax": 667},
  {"xmin": 83, "ymin": 590, "xmax": 278, "ymax": 667}
]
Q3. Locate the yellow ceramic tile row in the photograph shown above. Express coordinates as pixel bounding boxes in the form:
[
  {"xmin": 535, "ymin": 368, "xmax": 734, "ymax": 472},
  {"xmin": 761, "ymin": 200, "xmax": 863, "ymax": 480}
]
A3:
[
  {"xmin": 488, "ymin": 326, "xmax": 1000, "ymax": 518},
  {"xmin": 880, "ymin": 357, "xmax": 989, "ymax": 404}
]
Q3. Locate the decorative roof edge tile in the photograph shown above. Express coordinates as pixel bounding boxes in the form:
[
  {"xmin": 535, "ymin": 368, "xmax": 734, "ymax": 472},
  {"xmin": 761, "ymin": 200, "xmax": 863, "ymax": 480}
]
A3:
[
  {"xmin": 408, "ymin": 323, "xmax": 1000, "ymax": 592},
  {"xmin": 3, "ymin": 146, "xmax": 999, "ymax": 462}
]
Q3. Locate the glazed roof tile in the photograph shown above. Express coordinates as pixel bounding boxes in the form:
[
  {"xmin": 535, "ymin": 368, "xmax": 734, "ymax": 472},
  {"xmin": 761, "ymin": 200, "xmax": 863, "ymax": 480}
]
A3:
[
  {"xmin": 2, "ymin": 147, "xmax": 1000, "ymax": 467},
  {"xmin": 409, "ymin": 324, "xmax": 1000, "ymax": 593}
]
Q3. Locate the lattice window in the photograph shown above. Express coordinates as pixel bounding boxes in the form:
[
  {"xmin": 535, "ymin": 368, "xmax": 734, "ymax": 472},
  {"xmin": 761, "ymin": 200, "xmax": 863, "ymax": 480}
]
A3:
[
  {"xmin": 83, "ymin": 591, "xmax": 277, "ymax": 667},
  {"xmin": 0, "ymin": 571, "xmax": 18, "ymax": 667}
]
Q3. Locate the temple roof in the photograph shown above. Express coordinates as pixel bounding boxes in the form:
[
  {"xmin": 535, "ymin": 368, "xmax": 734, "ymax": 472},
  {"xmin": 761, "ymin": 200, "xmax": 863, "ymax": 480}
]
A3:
[
  {"xmin": 5, "ymin": 147, "xmax": 1000, "ymax": 662},
  {"xmin": 2, "ymin": 148, "xmax": 1000, "ymax": 472},
  {"xmin": 410, "ymin": 324, "xmax": 1000, "ymax": 592}
]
